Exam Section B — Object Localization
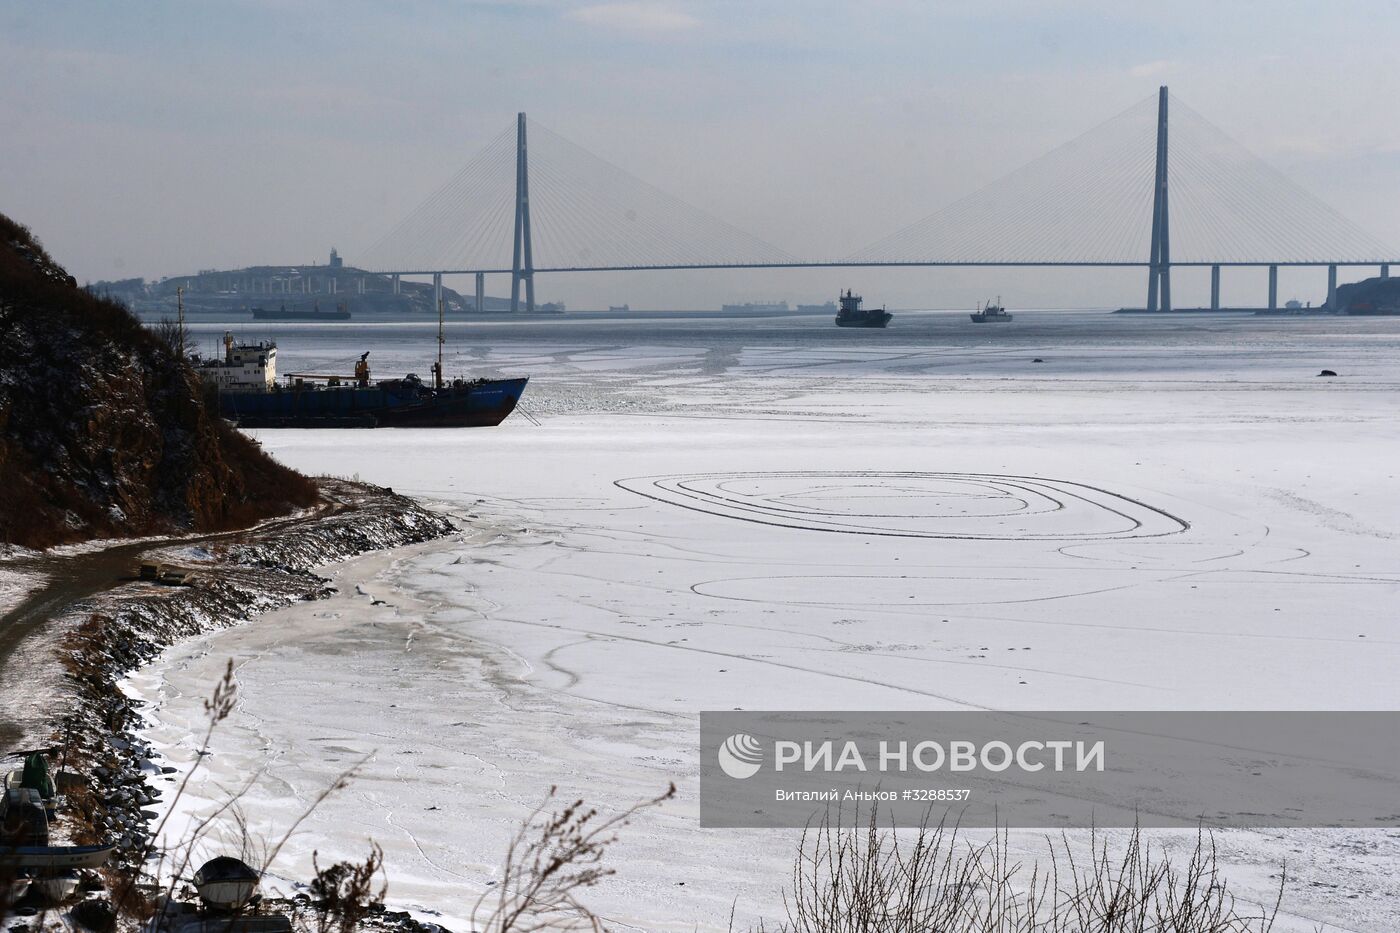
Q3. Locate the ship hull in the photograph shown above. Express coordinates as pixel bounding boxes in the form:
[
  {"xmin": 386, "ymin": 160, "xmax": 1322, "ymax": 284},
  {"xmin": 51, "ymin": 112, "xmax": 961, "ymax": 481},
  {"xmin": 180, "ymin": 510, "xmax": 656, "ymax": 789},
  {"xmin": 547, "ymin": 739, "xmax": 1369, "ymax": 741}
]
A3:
[
  {"xmin": 251, "ymin": 310, "xmax": 351, "ymax": 322},
  {"xmin": 835, "ymin": 313, "xmax": 892, "ymax": 328},
  {"xmin": 220, "ymin": 377, "xmax": 528, "ymax": 428}
]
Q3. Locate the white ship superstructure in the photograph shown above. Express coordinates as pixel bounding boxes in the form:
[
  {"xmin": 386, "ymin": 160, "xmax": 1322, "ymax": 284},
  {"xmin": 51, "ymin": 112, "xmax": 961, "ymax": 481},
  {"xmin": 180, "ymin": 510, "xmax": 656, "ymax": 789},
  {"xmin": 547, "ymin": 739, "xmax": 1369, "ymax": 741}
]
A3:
[{"xmin": 199, "ymin": 332, "xmax": 276, "ymax": 393}]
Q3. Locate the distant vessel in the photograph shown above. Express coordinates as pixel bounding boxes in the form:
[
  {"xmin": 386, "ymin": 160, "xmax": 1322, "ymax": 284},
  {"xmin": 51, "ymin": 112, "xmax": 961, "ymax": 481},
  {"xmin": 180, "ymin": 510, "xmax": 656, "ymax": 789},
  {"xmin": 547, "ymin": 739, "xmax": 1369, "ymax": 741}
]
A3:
[
  {"xmin": 797, "ymin": 301, "xmax": 838, "ymax": 314},
  {"xmin": 722, "ymin": 301, "xmax": 790, "ymax": 313},
  {"xmin": 970, "ymin": 298, "xmax": 1012, "ymax": 323},
  {"xmin": 251, "ymin": 303, "xmax": 351, "ymax": 322},
  {"xmin": 609, "ymin": 304, "xmax": 631, "ymax": 312},
  {"xmin": 833, "ymin": 290, "xmax": 891, "ymax": 328},
  {"xmin": 200, "ymin": 300, "xmax": 527, "ymax": 427}
]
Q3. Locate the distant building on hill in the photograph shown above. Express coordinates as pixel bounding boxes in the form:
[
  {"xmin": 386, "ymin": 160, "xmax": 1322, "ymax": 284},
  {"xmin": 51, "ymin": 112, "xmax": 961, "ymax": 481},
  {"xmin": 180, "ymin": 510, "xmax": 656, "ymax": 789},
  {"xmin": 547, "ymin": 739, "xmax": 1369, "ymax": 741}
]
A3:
[{"xmin": 89, "ymin": 256, "xmax": 555, "ymax": 317}]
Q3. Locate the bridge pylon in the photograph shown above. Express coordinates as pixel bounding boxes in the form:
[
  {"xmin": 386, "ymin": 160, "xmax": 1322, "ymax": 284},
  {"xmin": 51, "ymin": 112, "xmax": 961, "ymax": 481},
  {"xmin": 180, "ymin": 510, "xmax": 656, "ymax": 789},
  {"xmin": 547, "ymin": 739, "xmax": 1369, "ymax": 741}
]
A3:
[
  {"xmin": 1145, "ymin": 86, "xmax": 1172, "ymax": 312},
  {"xmin": 511, "ymin": 112, "xmax": 535, "ymax": 313}
]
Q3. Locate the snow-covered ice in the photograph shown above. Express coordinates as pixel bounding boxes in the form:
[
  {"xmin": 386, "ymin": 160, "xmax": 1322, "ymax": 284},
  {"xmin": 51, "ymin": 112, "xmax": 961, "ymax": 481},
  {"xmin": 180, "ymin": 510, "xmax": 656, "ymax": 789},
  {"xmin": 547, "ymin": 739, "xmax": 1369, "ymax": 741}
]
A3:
[{"xmin": 131, "ymin": 311, "xmax": 1400, "ymax": 932}]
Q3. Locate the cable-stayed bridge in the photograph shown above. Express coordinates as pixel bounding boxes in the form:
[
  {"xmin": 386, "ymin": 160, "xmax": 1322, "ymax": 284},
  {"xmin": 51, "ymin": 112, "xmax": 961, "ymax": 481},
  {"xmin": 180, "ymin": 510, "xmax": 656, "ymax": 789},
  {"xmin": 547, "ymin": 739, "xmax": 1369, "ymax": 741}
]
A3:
[{"xmin": 357, "ymin": 88, "xmax": 1399, "ymax": 312}]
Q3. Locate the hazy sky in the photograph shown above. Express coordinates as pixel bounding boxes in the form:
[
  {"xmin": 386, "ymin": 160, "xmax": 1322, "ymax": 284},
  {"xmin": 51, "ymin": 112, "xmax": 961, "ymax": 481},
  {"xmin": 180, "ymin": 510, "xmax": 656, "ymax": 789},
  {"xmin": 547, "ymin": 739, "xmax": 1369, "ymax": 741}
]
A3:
[{"xmin": 5, "ymin": 1, "xmax": 1400, "ymax": 309}]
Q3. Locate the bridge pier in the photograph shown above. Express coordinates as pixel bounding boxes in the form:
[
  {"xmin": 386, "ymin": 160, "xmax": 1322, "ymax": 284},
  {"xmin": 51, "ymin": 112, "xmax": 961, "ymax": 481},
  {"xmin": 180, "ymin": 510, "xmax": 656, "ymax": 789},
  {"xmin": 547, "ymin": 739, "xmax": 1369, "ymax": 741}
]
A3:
[
  {"xmin": 1210, "ymin": 265, "xmax": 1220, "ymax": 310},
  {"xmin": 1382, "ymin": 264, "xmax": 1390, "ymax": 280},
  {"xmin": 1267, "ymin": 265, "xmax": 1278, "ymax": 310},
  {"xmin": 475, "ymin": 272, "xmax": 485, "ymax": 313},
  {"xmin": 511, "ymin": 112, "xmax": 536, "ymax": 313},
  {"xmin": 1327, "ymin": 264, "xmax": 1337, "ymax": 309},
  {"xmin": 392, "ymin": 273, "xmax": 400, "ymax": 295},
  {"xmin": 1145, "ymin": 86, "xmax": 1171, "ymax": 312}
]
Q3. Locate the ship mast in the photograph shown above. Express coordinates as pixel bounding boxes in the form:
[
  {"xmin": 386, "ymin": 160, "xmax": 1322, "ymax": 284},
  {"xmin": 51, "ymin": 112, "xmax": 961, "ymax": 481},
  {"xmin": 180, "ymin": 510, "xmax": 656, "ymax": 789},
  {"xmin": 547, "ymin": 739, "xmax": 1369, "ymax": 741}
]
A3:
[
  {"xmin": 433, "ymin": 297, "xmax": 445, "ymax": 389},
  {"xmin": 175, "ymin": 285, "xmax": 186, "ymax": 359}
]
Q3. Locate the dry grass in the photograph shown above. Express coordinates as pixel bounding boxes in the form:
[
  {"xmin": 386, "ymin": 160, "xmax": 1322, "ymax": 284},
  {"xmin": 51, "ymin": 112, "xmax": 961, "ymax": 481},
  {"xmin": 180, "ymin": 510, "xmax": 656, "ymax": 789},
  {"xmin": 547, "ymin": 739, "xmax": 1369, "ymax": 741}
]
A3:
[
  {"xmin": 749, "ymin": 809, "xmax": 1287, "ymax": 933},
  {"xmin": 471, "ymin": 783, "xmax": 676, "ymax": 933}
]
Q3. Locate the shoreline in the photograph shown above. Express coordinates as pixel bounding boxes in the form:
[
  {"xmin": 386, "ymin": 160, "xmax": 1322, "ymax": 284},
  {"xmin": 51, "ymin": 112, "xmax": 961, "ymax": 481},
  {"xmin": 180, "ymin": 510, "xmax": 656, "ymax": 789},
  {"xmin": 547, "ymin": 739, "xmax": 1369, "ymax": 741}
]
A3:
[
  {"xmin": 121, "ymin": 538, "xmax": 487, "ymax": 932},
  {"xmin": 0, "ymin": 479, "xmax": 455, "ymax": 914}
]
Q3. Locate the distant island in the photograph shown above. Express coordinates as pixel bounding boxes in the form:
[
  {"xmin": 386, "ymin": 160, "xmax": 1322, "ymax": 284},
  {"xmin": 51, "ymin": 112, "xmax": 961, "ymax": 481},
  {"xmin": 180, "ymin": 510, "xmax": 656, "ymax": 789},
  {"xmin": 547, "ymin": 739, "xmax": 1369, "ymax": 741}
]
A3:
[{"xmin": 88, "ymin": 248, "xmax": 565, "ymax": 317}]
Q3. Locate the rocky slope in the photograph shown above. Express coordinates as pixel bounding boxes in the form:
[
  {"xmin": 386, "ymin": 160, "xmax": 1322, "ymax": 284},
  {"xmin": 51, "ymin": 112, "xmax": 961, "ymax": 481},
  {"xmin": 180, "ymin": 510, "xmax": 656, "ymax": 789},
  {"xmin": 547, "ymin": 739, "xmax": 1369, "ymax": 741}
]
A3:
[{"xmin": 0, "ymin": 213, "xmax": 319, "ymax": 549}]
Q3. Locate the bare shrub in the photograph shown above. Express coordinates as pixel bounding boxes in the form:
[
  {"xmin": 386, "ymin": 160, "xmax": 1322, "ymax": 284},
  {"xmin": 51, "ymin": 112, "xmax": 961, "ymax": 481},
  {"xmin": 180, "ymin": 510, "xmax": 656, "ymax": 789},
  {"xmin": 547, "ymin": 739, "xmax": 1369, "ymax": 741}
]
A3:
[
  {"xmin": 152, "ymin": 315, "xmax": 189, "ymax": 360},
  {"xmin": 305, "ymin": 844, "xmax": 388, "ymax": 933},
  {"xmin": 473, "ymin": 783, "xmax": 676, "ymax": 933},
  {"xmin": 751, "ymin": 809, "xmax": 1285, "ymax": 933}
]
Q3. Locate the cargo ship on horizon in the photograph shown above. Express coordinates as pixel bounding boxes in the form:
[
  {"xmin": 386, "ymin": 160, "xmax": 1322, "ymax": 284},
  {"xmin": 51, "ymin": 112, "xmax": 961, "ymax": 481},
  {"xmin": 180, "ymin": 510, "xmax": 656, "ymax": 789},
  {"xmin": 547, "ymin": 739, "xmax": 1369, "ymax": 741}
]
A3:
[
  {"xmin": 251, "ymin": 302, "xmax": 351, "ymax": 322},
  {"xmin": 834, "ymin": 290, "xmax": 891, "ymax": 328}
]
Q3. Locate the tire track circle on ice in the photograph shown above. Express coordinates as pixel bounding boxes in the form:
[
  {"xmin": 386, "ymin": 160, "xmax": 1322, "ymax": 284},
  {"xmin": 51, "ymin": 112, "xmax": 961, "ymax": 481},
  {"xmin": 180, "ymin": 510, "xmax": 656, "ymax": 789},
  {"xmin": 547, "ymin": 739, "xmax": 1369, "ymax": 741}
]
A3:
[{"xmin": 615, "ymin": 471, "xmax": 1189, "ymax": 540}]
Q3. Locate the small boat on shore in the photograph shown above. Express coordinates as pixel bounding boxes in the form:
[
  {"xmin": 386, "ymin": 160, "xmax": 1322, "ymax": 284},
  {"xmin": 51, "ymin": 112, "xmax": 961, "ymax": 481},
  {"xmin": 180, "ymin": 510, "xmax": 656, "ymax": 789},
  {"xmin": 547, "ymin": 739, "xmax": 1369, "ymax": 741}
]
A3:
[
  {"xmin": 193, "ymin": 856, "xmax": 260, "ymax": 911},
  {"xmin": 970, "ymin": 298, "xmax": 1012, "ymax": 323},
  {"xmin": 146, "ymin": 856, "xmax": 291, "ymax": 933},
  {"xmin": 0, "ymin": 786, "xmax": 115, "ymax": 871},
  {"xmin": 0, "ymin": 844, "xmax": 116, "ymax": 870}
]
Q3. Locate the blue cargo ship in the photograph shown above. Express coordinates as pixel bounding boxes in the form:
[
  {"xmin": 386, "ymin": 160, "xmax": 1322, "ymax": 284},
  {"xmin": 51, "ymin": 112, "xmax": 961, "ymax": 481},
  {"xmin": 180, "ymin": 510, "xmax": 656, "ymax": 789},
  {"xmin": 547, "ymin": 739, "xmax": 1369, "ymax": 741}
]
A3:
[{"xmin": 199, "ymin": 334, "xmax": 527, "ymax": 428}]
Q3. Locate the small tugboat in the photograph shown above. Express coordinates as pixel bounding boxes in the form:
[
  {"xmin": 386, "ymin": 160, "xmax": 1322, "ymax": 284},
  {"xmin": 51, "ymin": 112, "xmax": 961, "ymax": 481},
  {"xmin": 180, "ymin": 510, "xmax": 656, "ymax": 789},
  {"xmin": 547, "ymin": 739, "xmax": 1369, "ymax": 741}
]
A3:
[
  {"xmin": 834, "ymin": 290, "xmax": 892, "ymax": 328},
  {"xmin": 970, "ymin": 298, "xmax": 1013, "ymax": 323},
  {"xmin": 200, "ymin": 300, "xmax": 528, "ymax": 428}
]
